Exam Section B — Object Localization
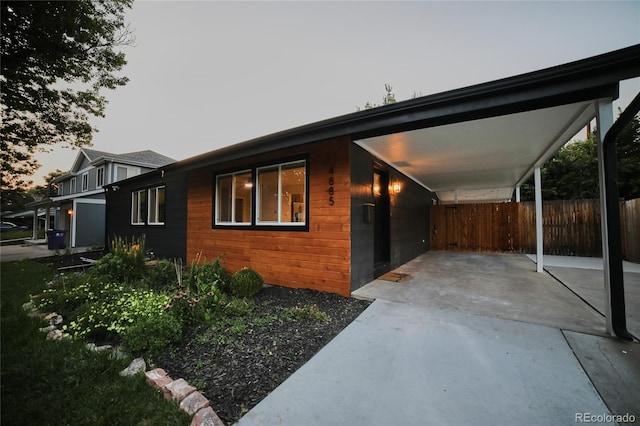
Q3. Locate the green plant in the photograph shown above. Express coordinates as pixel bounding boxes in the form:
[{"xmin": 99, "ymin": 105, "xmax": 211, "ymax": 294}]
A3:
[
  {"xmin": 284, "ymin": 304, "xmax": 330, "ymax": 322},
  {"xmin": 121, "ymin": 311, "xmax": 182, "ymax": 356},
  {"xmin": 230, "ymin": 267, "xmax": 264, "ymax": 297},
  {"xmin": 91, "ymin": 235, "xmax": 146, "ymax": 283},
  {"xmin": 144, "ymin": 259, "xmax": 178, "ymax": 290}
]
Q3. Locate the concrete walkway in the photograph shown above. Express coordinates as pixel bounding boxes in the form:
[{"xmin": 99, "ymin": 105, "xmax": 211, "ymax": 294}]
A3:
[
  {"xmin": 0, "ymin": 242, "xmax": 90, "ymax": 262},
  {"xmin": 239, "ymin": 252, "xmax": 640, "ymax": 426}
]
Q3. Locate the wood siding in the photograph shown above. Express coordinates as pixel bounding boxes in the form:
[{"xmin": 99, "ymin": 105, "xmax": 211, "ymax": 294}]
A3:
[
  {"xmin": 431, "ymin": 199, "xmax": 640, "ymax": 262},
  {"xmin": 187, "ymin": 137, "xmax": 352, "ymax": 296}
]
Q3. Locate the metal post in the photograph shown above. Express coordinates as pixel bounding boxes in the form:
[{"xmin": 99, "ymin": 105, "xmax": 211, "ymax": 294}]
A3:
[
  {"xmin": 534, "ymin": 167, "xmax": 543, "ymax": 273},
  {"xmin": 595, "ymin": 100, "xmax": 614, "ymax": 336}
]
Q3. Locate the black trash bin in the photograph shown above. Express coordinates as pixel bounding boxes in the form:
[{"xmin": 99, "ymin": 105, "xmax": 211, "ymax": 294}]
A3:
[{"xmin": 46, "ymin": 230, "xmax": 67, "ymax": 250}]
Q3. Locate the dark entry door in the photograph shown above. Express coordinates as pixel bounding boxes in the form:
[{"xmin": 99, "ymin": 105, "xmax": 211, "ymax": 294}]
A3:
[{"xmin": 373, "ymin": 169, "xmax": 390, "ymax": 276}]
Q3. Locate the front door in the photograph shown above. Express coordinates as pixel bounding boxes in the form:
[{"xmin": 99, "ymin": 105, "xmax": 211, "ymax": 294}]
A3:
[{"xmin": 373, "ymin": 169, "xmax": 390, "ymax": 276}]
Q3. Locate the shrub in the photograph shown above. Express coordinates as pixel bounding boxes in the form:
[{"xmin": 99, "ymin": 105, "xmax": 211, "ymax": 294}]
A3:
[
  {"xmin": 145, "ymin": 259, "xmax": 178, "ymax": 290},
  {"xmin": 230, "ymin": 267, "xmax": 264, "ymax": 297},
  {"xmin": 121, "ymin": 311, "xmax": 182, "ymax": 356},
  {"xmin": 90, "ymin": 236, "xmax": 146, "ymax": 283}
]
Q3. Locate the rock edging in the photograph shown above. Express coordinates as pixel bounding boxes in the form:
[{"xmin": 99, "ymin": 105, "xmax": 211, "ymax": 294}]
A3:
[
  {"xmin": 24, "ymin": 302, "xmax": 225, "ymax": 426},
  {"xmin": 144, "ymin": 367, "xmax": 225, "ymax": 426}
]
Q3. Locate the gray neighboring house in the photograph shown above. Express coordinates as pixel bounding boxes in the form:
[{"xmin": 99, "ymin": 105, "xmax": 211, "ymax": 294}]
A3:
[{"xmin": 34, "ymin": 148, "xmax": 175, "ymax": 248}]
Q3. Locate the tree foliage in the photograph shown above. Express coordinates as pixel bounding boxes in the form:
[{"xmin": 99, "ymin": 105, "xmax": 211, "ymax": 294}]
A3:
[
  {"xmin": 520, "ymin": 113, "xmax": 640, "ymax": 201},
  {"xmin": 357, "ymin": 83, "xmax": 397, "ymax": 111},
  {"xmin": 0, "ymin": 0, "xmax": 133, "ymax": 198}
]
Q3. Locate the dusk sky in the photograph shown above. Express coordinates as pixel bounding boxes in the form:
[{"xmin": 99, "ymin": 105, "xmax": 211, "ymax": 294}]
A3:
[{"xmin": 33, "ymin": 0, "xmax": 640, "ymax": 184}]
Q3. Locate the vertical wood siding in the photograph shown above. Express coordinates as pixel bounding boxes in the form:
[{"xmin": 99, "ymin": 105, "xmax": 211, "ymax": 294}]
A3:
[
  {"xmin": 187, "ymin": 137, "xmax": 352, "ymax": 296},
  {"xmin": 431, "ymin": 199, "xmax": 640, "ymax": 261}
]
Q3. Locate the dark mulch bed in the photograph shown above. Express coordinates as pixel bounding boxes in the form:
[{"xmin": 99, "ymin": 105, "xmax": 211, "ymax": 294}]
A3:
[
  {"xmin": 157, "ymin": 286, "xmax": 371, "ymax": 424},
  {"xmin": 31, "ymin": 253, "xmax": 371, "ymax": 424},
  {"xmin": 32, "ymin": 250, "xmax": 106, "ymax": 270}
]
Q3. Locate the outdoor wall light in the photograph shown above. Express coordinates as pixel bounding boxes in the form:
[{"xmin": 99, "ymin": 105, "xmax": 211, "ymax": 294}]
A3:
[
  {"xmin": 67, "ymin": 209, "xmax": 74, "ymax": 215},
  {"xmin": 392, "ymin": 181, "xmax": 402, "ymax": 194}
]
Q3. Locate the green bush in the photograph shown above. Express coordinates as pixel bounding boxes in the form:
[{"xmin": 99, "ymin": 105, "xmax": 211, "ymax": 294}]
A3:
[
  {"xmin": 90, "ymin": 236, "xmax": 146, "ymax": 283},
  {"xmin": 121, "ymin": 311, "xmax": 182, "ymax": 356},
  {"xmin": 145, "ymin": 259, "xmax": 178, "ymax": 290},
  {"xmin": 230, "ymin": 267, "xmax": 264, "ymax": 297}
]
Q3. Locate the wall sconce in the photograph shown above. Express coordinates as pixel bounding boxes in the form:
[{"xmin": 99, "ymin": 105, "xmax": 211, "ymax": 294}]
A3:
[
  {"xmin": 67, "ymin": 209, "xmax": 74, "ymax": 215},
  {"xmin": 392, "ymin": 181, "xmax": 402, "ymax": 194}
]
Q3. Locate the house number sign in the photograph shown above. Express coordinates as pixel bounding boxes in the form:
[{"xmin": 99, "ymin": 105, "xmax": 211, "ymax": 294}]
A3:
[{"xmin": 328, "ymin": 167, "xmax": 335, "ymax": 205}]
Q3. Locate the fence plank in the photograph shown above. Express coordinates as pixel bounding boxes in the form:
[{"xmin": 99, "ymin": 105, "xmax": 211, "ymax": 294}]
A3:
[{"xmin": 430, "ymin": 199, "xmax": 639, "ymax": 261}]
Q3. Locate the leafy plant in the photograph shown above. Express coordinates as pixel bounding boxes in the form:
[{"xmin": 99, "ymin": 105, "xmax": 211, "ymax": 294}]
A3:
[
  {"xmin": 230, "ymin": 267, "xmax": 264, "ymax": 297},
  {"xmin": 91, "ymin": 235, "xmax": 146, "ymax": 283},
  {"xmin": 284, "ymin": 304, "xmax": 330, "ymax": 322},
  {"xmin": 121, "ymin": 311, "xmax": 182, "ymax": 356},
  {"xmin": 144, "ymin": 259, "xmax": 178, "ymax": 290}
]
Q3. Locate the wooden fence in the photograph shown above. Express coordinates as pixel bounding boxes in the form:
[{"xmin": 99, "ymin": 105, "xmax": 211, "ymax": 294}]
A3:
[{"xmin": 430, "ymin": 198, "xmax": 640, "ymax": 262}]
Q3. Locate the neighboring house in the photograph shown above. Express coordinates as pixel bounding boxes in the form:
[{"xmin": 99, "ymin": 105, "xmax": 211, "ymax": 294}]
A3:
[
  {"xmin": 105, "ymin": 45, "xmax": 639, "ymax": 304},
  {"xmin": 46, "ymin": 148, "xmax": 175, "ymax": 248}
]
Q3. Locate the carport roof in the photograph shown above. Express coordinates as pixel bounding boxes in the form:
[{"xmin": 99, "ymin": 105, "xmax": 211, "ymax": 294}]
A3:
[{"xmin": 125, "ymin": 44, "xmax": 640, "ymax": 200}]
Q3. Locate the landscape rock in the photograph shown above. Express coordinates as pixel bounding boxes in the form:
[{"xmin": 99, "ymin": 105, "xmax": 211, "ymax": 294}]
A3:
[
  {"xmin": 119, "ymin": 357, "xmax": 146, "ymax": 377},
  {"xmin": 165, "ymin": 378, "xmax": 196, "ymax": 402},
  {"xmin": 145, "ymin": 368, "xmax": 173, "ymax": 399},
  {"xmin": 44, "ymin": 312, "xmax": 63, "ymax": 326},
  {"xmin": 191, "ymin": 407, "xmax": 226, "ymax": 426},
  {"xmin": 46, "ymin": 329, "xmax": 70, "ymax": 341},
  {"xmin": 180, "ymin": 391, "xmax": 210, "ymax": 416}
]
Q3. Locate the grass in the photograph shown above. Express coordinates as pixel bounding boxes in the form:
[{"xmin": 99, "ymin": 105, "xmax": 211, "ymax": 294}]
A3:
[
  {"xmin": 0, "ymin": 229, "xmax": 43, "ymax": 242},
  {"xmin": 0, "ymin": 260, "xmax": 191, "ymax": 426}
]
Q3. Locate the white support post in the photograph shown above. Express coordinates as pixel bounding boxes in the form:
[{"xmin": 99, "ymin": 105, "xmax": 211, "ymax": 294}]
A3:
[
  {"xmin": 515, "ymin": 187, "xmax": 521, "ymax": 203},
  {"xmin": 596, "ymin": 99, "xmax": 614, "ymax": 335},
  {"xmin": 32, "ymin": 208, "xmax": 38, "ymax": 240},
  {"xmin": 534, "ymin": 167, "xmax": 544, "ymax": 273}
]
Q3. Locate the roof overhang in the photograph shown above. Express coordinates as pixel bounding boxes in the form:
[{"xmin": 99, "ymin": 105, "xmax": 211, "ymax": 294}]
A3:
[{"xmin": 120, "ymin": 44, "xmax": 639, "ymax": 201}]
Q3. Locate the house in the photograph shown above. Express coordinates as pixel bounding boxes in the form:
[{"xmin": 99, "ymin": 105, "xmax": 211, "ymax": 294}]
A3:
[
  {"xmin": 34, "ymin": 148, "xmax": 175, "ymax": 248},
  {"xmin": 105, "ymin": 45, "xmax": 639, "ymax": 338}
]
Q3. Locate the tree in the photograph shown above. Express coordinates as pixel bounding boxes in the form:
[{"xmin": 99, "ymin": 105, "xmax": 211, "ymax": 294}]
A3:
[
  {"xmin": 357, "ymin": 83, "xmax": 397, "ymax": 111},
  {"xmin": 520, "ymin": 112, "xmax": 640, "ymax": 201},
  {"xmin": 0, "ymin": 0, "xmax": 134, "ymax": 199}
]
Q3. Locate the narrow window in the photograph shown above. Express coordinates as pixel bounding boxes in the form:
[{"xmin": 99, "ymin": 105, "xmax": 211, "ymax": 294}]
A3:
[
  {"xmin": 96, "ymin": 166, "xmax": 105, "ymax": 188},
  {"xmin": 215, "ymin": 171, "xmax": 252, "ymax": 225},
  {"xmin": 131, "ymin": 190, "xmax": 147, "ymax": 225},
  {"xmin": 57, "ymin": 182, "xmax": 64, "ymax": 196},
  {"xmin": 81, "ymin": 172, "xmax": 89, "ymax": 192},
  {"xmin": 257, "ymin": 160, "xmax": 306, "ymax": 225},
  {"xmin": 70, "ymin": 177, "xmax": 76, "ymax": 194},
  {"xmin": 148, "ymin": 186, "xmax": 166, "ymax": 225}
]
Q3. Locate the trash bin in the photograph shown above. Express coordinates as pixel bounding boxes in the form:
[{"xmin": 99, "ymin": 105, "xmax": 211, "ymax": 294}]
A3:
[{"xmin": 46, "ymin": 230, "xmax": 67, "ymax": 250}]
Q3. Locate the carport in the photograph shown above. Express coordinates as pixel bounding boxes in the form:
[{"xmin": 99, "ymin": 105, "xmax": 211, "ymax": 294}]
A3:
[{"xmin": 350, "ymin": 44, "xmax": 640, "ymax": 340}]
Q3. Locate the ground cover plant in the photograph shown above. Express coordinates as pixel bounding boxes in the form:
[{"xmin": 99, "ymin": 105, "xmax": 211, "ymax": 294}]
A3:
[
  {"xmin": 10, "ymin": 238, "xmax": 371, "ymax": 424},
  {"xmin": 0, "ymin": 260, "xmax": 190, "ymax": 425}
]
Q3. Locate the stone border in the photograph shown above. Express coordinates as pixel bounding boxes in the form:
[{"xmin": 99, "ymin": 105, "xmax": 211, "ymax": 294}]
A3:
[{"xmin": 25, "ymin": 303, "xmax": 226, "ymax": 425}]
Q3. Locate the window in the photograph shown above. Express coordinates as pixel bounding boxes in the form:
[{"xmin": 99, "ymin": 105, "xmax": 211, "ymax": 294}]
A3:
[
  {"xmin": 257, "ymin": 160, "xmax": 306, "ymax": 225},
  {"xmin": 70, "ymin": 177, "xmax": 76, "ymax": 193},
  {"xmin": 215, "ymin": 171, "xmax": 252, "ymax": 225},
  {"xmin": 57, "ymin": 182, "xmax": 64, "ymax": 196},
  {"xmin": 117, "ymin": 165, "xmax": 140, "ymax": 181},
  {"xmin": 148, "ymin": 186, "xmax": 166, "ymax": 225},
  {"xmin": 131, "ymin": 186, "xmax": 165, "ymax": 225},
  {"xmin": 81, "ymin": 172, "xmax": 89, "ymax": 192},
  {"xmin": 131, "ymin": 189, "xmax": 147, "ymax": 225},
  {"xmin": 96, "ymin": 166, "xmax": 105, "ymax": 187}
]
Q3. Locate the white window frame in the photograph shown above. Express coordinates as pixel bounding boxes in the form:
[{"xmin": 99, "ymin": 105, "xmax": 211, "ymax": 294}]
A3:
[
  {"xmin": 69, "ymin": 177, "xmax": 76, "ymax": 194},
  {"xmin": 131, "ymin": 189, "xmax": 146, "ymax": 225},
  {"xmin": 215, "ymin": 170, "xmax": 253, "ymax": 226},
  {"xmin": 96, "ymin": 166, "xmax": 105, "ymax": 188},
  {"xmin": 57, "ymin": 182, "xmax": 64, "ymax": 196},
  {"xmin": 256, "ymin": 160, "xmax": 306, "ymax": 226},
  {"xmin": 81, "ymin": 172, "xmax": 89, "ymax": 192},
  {"xmin": 147, "ymin": 186, "xmax": 166, "ymax": 225}
]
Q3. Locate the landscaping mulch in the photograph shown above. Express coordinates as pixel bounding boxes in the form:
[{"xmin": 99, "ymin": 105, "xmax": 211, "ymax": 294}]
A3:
[
  {"xmin": 157, "ymin": 286, "xmax": 371, "ymax": 424},
  {"xmin": 32, "ymin": 253, "xmax": 372, "ymax": 425}
]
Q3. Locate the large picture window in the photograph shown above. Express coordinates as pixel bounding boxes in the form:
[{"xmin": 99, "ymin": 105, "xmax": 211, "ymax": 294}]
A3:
[
  {"xmin": 213, "ymin": 158, "xmax": 307, "ymax": 229},
  {"xmin": 215, "ymin": 171, "xmax": 252, "ymax": 225},
  {"xmin": 257, "ymin": 160, "xmax": 306, "ymax": 225}
]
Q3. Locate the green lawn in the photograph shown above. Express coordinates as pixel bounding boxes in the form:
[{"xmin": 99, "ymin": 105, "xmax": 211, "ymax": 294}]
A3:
[{"xmin": 0, "ymin": 260, "xmax": 190, "ymax": 425}]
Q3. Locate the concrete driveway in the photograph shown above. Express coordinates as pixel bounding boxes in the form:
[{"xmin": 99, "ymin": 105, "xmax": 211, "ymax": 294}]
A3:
[{"xmin": 238, "ymin": 252, "xmax": 640, "ymax": 426}]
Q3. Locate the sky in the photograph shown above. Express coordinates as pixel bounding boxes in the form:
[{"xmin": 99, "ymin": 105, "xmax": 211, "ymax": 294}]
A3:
[{"xmin": 32, "ymin": 0, "xmax": 640, "ymax": 185}]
